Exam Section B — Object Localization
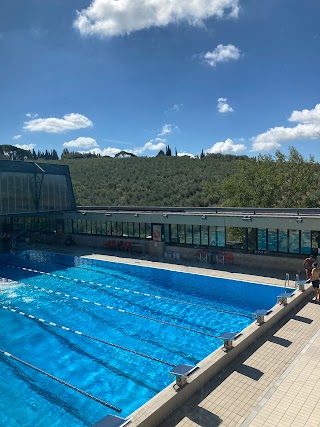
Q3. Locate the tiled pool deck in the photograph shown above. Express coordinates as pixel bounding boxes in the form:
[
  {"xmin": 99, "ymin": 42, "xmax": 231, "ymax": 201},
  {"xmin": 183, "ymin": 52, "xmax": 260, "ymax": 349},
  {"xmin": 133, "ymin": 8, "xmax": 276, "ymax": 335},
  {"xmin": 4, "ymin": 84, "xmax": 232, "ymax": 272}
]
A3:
[{"xmin": 36, "ymin": 246, "xmax": 320, "ymax": 426}]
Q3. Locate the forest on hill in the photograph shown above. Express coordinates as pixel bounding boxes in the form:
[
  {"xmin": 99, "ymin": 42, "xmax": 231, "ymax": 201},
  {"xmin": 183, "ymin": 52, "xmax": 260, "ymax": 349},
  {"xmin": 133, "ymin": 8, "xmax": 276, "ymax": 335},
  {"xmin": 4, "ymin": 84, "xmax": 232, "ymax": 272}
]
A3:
[
  {"xmin": 57, "ymin": 154, "xmax": 246, "ymax": 207},
  {"xmin": 55, "ymin": 148, "xmax": 318, "ymax": 208},
  {"xmin": 1, "ymin": 145, "xmax": 318, "ymax": 208}
]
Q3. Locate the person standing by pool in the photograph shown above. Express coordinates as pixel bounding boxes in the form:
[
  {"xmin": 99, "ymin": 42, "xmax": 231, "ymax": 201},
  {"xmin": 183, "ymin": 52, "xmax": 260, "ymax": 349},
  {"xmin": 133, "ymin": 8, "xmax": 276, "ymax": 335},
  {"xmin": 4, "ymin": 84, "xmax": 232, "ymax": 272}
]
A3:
[
  {"xmin": 310, "ymin": 262, "xmax": 320, "ymax": 301},
  {"xmin": 304, "ymin": 255, "xmax": 315, "ymax": 282}
]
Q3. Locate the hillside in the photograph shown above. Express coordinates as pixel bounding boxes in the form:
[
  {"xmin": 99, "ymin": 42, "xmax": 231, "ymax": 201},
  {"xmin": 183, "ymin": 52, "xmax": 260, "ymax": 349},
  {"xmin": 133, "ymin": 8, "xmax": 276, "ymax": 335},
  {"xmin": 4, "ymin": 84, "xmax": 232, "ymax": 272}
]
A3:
[{"xmin": 58, "ymin": 155, "xmax": 247, "ymax": 207}]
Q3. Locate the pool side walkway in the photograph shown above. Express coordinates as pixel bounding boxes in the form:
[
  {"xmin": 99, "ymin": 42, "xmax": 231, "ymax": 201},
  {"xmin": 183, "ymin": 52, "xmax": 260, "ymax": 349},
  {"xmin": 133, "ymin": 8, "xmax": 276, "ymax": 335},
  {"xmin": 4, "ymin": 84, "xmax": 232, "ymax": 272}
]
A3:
[
  {"xmin": 32, "ymin": 245, "xmax": 320, "ymax": 426},
  {"xmin": 156, "ymin": 298, "xmax": 320, "ymax": 427}
]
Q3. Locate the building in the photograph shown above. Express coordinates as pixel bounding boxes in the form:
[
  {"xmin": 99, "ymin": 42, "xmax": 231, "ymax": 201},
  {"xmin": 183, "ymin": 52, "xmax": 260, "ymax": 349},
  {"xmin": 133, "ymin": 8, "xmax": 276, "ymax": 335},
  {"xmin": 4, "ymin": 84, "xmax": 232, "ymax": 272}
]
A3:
[{"xmin": 1, "ymin": 160, "xmax": 319, "ymax": 272}]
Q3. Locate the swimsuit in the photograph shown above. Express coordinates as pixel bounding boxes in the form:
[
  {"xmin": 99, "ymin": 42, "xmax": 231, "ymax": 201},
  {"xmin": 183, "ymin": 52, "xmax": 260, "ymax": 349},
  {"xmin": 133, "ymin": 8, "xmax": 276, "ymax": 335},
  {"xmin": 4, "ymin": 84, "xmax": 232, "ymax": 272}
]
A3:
[{"xmin": 312, "ymin": 279, "xmax": 320, "ymax": 288}]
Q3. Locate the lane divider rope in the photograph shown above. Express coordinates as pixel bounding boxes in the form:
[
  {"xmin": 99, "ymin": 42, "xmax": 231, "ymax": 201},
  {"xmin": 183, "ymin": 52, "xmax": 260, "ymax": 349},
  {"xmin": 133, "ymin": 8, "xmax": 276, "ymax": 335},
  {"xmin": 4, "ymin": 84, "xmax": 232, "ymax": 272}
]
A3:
[
  {"xmin": 1, "ymin": 262, "xmax": 251, "ymax": 318},
  {"xmin": 1, "ymin": 304, "xmax": 176, "ymax": 367},
  {"xmin": 0, "ymin": 347, "xmax": 122, "ymax": 413},
  {"xmin": 1, "ymin": 275, "xmax": 221, "ymax": 339}
]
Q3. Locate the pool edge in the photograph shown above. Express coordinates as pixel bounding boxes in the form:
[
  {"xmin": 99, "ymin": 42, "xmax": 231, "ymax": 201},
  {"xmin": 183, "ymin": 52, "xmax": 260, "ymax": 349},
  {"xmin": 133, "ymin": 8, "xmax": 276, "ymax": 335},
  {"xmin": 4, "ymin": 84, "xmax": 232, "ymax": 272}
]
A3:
[{"xmin": 117, "ymin": 285, "xmax": 312, "ymax": 427}]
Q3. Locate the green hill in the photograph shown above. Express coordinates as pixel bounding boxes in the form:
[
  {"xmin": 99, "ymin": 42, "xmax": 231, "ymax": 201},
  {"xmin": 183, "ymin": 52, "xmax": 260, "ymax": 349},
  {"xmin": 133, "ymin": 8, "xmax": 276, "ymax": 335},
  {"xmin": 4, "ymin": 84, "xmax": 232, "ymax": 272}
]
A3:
[{"xmin": 58, "ymin": 155, "xmax": 248, "ymax": 207}]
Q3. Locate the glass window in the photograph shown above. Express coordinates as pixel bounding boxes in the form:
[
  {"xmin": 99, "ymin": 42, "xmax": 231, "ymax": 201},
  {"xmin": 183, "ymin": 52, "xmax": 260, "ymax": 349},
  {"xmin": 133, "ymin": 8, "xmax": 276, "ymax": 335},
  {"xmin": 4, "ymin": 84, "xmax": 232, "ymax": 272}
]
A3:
[
  {"xmin": 112, "ymin": 221, "xmax": 117, "ymax": 236},
  {"xmin": 38, "ymin": 174, "xmax": 72, "ymax": 212},
  {"xmin": 289, "ymin": 230, "xmax": 300, "ymax": 253},
  {"xmin": 139, "ymin": 223, "xmax": 146, "ymax": 239},
  {"xmin": 133, "ymin": 222, "xmax": 139, "ymax": 238},
  {"xmin": 106, "ymin": 221, "xmax": 112, "ymax": 236},
  {"xmin": 87, "ymin": 220, "xmax": 93, "ymax": 234},
  {"xmin": 312, "ymin": 231, "xmax": 319, "ymax": 255},
  {"xmin": 146, "ymin": 223, "xmax": 152, "ymax": 239},
  {"xmin": 186, "ymin": 225, "xmax": 193, "ymax": 244},
  {"xmin": 193, "ymin": 225, "xmax": 200, "ymax": 245},
  {"xmin": 226, "ymin": 227, "xmax": 244, "ymax": 249},
  {"xmin": 257, "ymin": 229, "xmax": 267, "ymax": 251},
  {"xmin": 39, "ymin": 218, "xmax": 45, "ymax": 231},
  {"xmin": 96, "ymin": 221, "xmax": 102, "ymax": 235},
  {"xmin": 268, "ymin": 229, "xmax": 278, "ymax": 252},
  {"xmin": 123, "ymin": 222, "xmax": 128, "ymax": 237},
  {"xmin": 171, "ymin": 224, "xmax": 178, "ymax": 243},
  {"xmin": 200, "ymin": 225, "xmax": 208, "ymax": 246},
  {"xmin": 128, "ymin": 222, "xmax": 134, "ymax": 237},
  {"xmin": 247, "ymin": 228, "xmax": 257, "ymax": 252},
  {"xmin": 64, "ymin": 219, "xmax": 72, "ymax": 233},
  {"xmin": 278, "ymin": 230, "xmax": 288, "ymax": 252},
  {"xmin": 163, "ymin": 224, "xmax": 170, "ymax": 242},
  {"xmin": 72, "ymin": 219, "xmax": 77, "ymax": 234},
  {"xmin": 101, "ymin": 221, "xmax": 107, "ymax": 236},
  {"xmin": 217, "ymin": 226, "xmax": 225, "ymax": 247},
  {"xmin": 209, "ymin": 226, "xmax": 216, "ymax": 246},
  {"xmin": 178, "ymin": 224, "xmax": 186, "ymax": 244},
  {"xmin": 116, "ymin": 222, "xmax": 123, "ymax": 236},
  {"xmin": 77, "ymin": 220, "xmax": 86, "ymax": 234},
  {"xmin": 301, "ymin": 231, "xmax": 311, "ymax": 254},
  {"xmin": 31, "ymin": 217, "xmax": 39, "ymax": 231}
]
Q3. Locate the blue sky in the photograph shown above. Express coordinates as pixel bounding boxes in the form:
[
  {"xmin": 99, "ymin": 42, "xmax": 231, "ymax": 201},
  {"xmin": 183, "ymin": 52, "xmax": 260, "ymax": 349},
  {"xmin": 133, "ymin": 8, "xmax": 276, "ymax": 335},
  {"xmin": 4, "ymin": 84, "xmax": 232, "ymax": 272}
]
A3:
[{"xmin": 1, "ymin": 0, "xmax": 320, "ymax": 159}]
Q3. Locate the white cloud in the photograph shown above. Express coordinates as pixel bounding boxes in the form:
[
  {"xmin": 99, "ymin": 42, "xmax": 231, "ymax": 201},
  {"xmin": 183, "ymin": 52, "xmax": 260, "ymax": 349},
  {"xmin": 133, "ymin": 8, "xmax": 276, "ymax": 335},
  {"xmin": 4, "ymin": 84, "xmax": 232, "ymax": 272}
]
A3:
[
  {"xmin": 14, "ymin": 143, "xmax": 36, "ymax": 151},
  {"xmin": 63, "ymin": 137, "xmax": 98, "ymax": 148},
  {"xmin": 158, "ymin": 123, "xmax": 178, "ymax": 136},
  {"xmin": 80, "ymin": 122, "xmax": 177, "ymax": 157},
  {"xmin": 82, "ymin": 139, "xmax": 167, "ymax": 157},
  {"xmin": 252, "ymin": 123, "xmax": 320, "ymax": 151},
  {"xmin": 12, "ymin": 135, "xmax": 22, "ymax": 140},
  {"xmin": 171, "ymin": 104, "xmax": 184, "ymax": 112},
  {"xmin": 201, "ymin": 44, "xmax": 240, "ymax": 67},
  {"xmin": 74, "ymin": 0, "xmax": 239, "ymax": 37},
  {"xmin": 251, "ymin": 104, "xmax": 320, "ymax": 151},
  {"xmin": 288, "ymin": 103, "xmax": 320, "ymax": 124},
  {"xmin": 177, "ymin": 152, "xmax": 195, "ymax": 158},
  {"xmin": 82, "ymin": 147, "xmax": 121, "ymax": 157},
  {"xmin": 134, "ymin": 139, "xmax": 166, "ymax": 155},
  {"xmin": 206, "ymin": 138, "xmax": 246, "ymax": 154},
  {"xmin": 217, "ymin": 97, "xmax": 234, "ymax": 113},
  {"xmin": 24, "ymin": 113, "xmax": 93, "ymax": 133},
  {"xmin": 165, "ymin": 104, "xmax": 184, "ymax": 114},
  {"xmin": 84, "ymin": 134, "xmax": 170, "ymax": 157},
  {"xmin": 133, "ymin": 123, "xmax": 178, "ymax": 154},
  {"xmin": 25, "ymin": 112, "xmax": 38, "ymax": 118}
]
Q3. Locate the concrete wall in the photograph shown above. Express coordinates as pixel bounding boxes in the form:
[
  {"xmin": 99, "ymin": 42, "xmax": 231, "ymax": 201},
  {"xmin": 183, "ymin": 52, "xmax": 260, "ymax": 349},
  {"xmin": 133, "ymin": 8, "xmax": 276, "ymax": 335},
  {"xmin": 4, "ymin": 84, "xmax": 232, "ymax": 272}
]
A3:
[
  {"xmin": 166, "ymin": 244, "xmax": 304, "ymax": 274},
  {"xmin": 232, "ymin": 252, "xmax": 304, "ymax": 274}
]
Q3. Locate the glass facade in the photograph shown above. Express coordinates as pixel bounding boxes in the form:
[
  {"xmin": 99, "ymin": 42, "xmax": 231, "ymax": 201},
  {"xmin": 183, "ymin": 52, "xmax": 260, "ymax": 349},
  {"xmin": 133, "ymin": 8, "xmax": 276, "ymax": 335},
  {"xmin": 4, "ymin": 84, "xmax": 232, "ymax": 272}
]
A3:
[
  {"xmin": 0, "ymin": 214, "xmax": 315, "ymax": 256},
  {"xmin": 0, "ymin": 162, "xmax": 75, "ymax": 214}
]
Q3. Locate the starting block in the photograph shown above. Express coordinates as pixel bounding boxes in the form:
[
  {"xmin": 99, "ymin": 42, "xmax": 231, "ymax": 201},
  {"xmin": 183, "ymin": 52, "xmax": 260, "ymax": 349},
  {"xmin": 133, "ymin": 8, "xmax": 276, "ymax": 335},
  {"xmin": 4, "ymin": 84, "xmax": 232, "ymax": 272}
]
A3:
[
  {"xmin": 169, "ymin": 364, "xmax": 197, "ymax": 389},
  {"xmin": 252, "ymin": 309, "xmax": 271, "ymax": 325},
  {"xmin": 217, "ymin": 332, "xmax": 240, "ymax": 351},
  {"xmin": 277, "ymin": 293, "xmax": 292, "ymax": 305}
]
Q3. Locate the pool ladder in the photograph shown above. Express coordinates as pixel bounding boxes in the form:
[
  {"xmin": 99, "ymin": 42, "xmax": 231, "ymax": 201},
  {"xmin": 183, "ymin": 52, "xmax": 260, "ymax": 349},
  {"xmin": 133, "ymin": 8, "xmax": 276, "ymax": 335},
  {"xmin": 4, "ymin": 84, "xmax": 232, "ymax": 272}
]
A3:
[
  {"xmin": 285, "ymin": 273, "xmax": 290, "ymax": 289},
  {"xmin": 10, "ymin": 229, "xmax": 28, "ymax": 253}
]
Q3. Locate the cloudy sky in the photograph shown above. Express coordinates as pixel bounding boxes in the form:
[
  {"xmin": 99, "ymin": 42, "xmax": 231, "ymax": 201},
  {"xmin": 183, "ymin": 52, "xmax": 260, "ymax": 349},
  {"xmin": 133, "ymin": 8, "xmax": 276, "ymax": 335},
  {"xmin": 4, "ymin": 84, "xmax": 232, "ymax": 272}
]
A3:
[{"xmin": 1, "ymin": 0, "xmax": 320, "ymax": 158}]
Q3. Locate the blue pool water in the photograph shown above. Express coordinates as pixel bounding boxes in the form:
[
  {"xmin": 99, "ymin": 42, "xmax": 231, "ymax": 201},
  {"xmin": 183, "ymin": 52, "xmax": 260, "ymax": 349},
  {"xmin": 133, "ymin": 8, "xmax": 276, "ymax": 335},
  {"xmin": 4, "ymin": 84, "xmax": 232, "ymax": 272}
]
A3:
[{"xmin": 0, "ymin": 250, "xmax": 287, "ymax": 427}]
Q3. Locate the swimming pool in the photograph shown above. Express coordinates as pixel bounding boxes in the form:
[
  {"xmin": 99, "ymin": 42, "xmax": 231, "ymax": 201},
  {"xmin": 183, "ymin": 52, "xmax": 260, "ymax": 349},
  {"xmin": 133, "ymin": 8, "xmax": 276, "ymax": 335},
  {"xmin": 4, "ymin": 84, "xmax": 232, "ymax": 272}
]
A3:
[{"xmin": 0, "ymin": 250, "xmax": 286, "ymax": 426}]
